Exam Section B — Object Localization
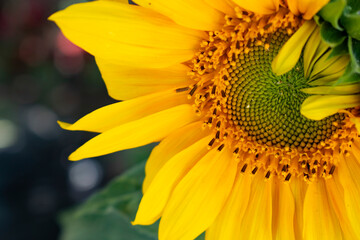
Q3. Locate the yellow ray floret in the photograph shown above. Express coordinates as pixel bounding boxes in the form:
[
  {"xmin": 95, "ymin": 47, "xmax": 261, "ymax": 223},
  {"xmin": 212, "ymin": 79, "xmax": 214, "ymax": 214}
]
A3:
[
  {"xmin": 205, "ymin": 172, "xmax": 252, "ymax": 240},
  {"xmin": 232, "ymin": 0, "xmax": 279, "ymax": 15},
  {"xmin": 59, "ymin": 89, "xmax": 190, "ymax": 133},
  {"xmin": 303, "ymin": 179, "xmax": 342, "ymax": 240},
  {"xmin": 286, "ymin": 0, "xmax": 330, "ymax": 19},
  {"xmin": 96, "ymin": 59, "xmax": 192, "ymax": 100},
  {"xmin": 132, "ymin": 0, "xmax": 224, "ymax": 31},
  {"xmin": 142, "ymin": 121, "xmax": 210, "ymax": 193},
  {"xmin": 133, "ymin": 136, "xmax": 211, "ymax": 225},
  {"xmin": 68, "ymin": 104, "xmax": 199, "ymax": 160},
  {"xmin": 49, "ymin": 1, "xmax": 205, "ymax": 68},
  {"xmin": 272, "ymin": 20, "xmax": 317, "ymax": 76},
  {"xmin": 301, "ymin": 95, "xmax": 360, "ymax": 120},
  {"xmin": 158, "ymin": 146, "xmax": 238, "ymax": 240}
]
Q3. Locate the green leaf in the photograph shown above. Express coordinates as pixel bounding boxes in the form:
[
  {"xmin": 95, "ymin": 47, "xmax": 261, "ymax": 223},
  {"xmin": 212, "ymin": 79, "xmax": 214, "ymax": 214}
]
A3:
[
  {"xmin": 60, "ymin": 208, "xmax": 157, "ymax": 240},
  {"xmin": 76, "ymin": 162, "xmax": 145, "ymax": 215},
  {"xmin": 318, "ymin": 0, "xmax": 347, "ymax": 30},
  {"xmin": 59, "ymin": 158, "xmax": 209, "ymax": 240},
  {"xmin": 335, "ymin": 62, "xmax": 360, "ymax": 85},
  {"xmin": 340, "ymin": 0, "xmax": 360, "ymax": 40},
  {"xmin": 329, "ymin": 40, "xmax": 349, "ymax": 57},
  {"xmin": 348, "ymin": 37, "xmax": 360, "ymax": 73},
  {"xmin": 320, "ymin": 22, "xmax": 347, "ymax": 47},
  {"xmin": 59, "ymin": 161, "xmax": 159, "ymax": 240}
]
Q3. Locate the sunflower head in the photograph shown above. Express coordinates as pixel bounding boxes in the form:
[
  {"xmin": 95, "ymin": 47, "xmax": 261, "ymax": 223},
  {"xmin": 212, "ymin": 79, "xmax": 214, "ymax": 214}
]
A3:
[
  {"xmin": 49, "ymin": 0, "xmax": 360, "ymax": 239},
  {"xmin": 185, "ymin": 3, "xmax": 357, "ymax": 182}
]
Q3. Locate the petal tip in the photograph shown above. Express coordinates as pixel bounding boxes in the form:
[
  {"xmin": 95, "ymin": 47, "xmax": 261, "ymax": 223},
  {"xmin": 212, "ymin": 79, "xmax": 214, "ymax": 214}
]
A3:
[
  {"xmin": 271, "ymin": 58, "xmax": 286, "ymax": 76},
  {"xmin": 58, "ymin": 120, "xmax": 72, "ymax": 130},
  {"xmin": 48, "ymin": 11, "xmax": 62, "ymax": 22},
  {"xmin": 68, "ymin": 151, "xmax": 82, "ymax": 161}
]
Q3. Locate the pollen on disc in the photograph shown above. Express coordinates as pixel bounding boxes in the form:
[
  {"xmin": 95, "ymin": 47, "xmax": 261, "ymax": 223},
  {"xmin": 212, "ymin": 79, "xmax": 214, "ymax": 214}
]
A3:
[{"xmin": 226, "ymin": 31, "xmax": 344, "ymax": 149}]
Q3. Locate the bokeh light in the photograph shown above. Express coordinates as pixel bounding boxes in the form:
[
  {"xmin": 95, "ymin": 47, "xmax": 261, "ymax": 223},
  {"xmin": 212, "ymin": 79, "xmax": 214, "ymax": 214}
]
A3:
[
  {"xmin": 0, "ymin": 0, "xmax": 147, "ymax": 239},
  {"xmin": 0, "ymin": 119, "xmax": 18, "ymax": 150}
]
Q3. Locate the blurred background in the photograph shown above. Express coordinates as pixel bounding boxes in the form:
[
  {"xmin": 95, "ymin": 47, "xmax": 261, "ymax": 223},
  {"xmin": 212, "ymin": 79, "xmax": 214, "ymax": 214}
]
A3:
[{"xmin": 0, "ymin": 0, "xmax": 153, "ymax": 239}]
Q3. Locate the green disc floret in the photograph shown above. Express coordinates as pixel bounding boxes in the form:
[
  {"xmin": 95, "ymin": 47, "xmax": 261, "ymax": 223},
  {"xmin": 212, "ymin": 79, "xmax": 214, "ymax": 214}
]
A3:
[{"xmin": 227, "ymin": 31, "xmax": 344, "ymax": 149}]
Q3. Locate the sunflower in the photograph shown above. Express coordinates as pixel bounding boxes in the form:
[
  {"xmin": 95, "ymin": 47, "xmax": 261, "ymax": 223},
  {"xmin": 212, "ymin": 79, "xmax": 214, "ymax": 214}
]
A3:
[{"xmin": 50, "ymin": 0, "xmax": 360, "ymax": 239}]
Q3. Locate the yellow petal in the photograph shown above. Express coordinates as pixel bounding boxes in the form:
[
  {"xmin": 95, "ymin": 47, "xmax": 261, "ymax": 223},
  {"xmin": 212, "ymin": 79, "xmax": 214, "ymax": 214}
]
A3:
[
  {"xmin": 301, "ymin": 95, "xmax": 360, "ymax": 120},
  {"xmin": 289, "ymin": 177, "xmax": 308, "ymax": 240},
  {"xmin": 159, "ymin": 146, "xmax": 238, "ymax": 240},
  {"xmin": 232, "ymin": 0, "xmax": 279, "ymax": 15},
  {"xmin": 142, "ymin": 121, "xmax": 210, "ymax": 193},
  {"xmin": 303, "ymin": 27, "xmax": 322, "ymax": 77},
  {"xmin": 68, "ymin": 104, "xmax": 199, "ymax": 160},
  {"xmin": 309, "ymin": 55, "xmax": 348, "ymax": 85},
  {"xmin": 204, "ymin": 0, "xmax": 236, "ymax": 16},
  {"xmin": 306, "ymin": 33, "xmax": 331, "ymax": 80},
  {"xmin": 133, "ymin": 0, "xmax": 224, "ymax": 31},
  {"xmin": 205, "ymin": 172, "xmax": 251, "ymax": 240},
  {"xmin": 49, "ymin": 1, "xmax": 204, "ymax": 68},
  {"xmin": 133, "ymin": 136, "xmax": 211, "ymax": 225},
  {"xmin": 309, "ymin": 73, "xmax": 345, "ymax": 86},
  {"xmin": 351, "ymin": 118, "xmax": 360, "ymax": 134},
  {"xmin": 286, "ymin": 0, "xmax": 329, "ymax": 19},
  {"xmin": 273, "ymin": 180, "xmax": 295, "ymax": 240},
  {"xmin": 237, "ymin": 173, "xmax": 273, "ymax": 240},
  {"xmin": 311, "ymin": 53, "xmax": 349, "ymax": 78},
  {"xmin": 303, "ymin": 179, "xmax": 343, "ymax": 240},
  {"xmin": 301, "ymin": 83, "xmax": 360, "ymax": 95},
  {"xmin": 326, "ymin": 173, "xmax": 360, "ymax": 240},
  {"xmin": 286, "ymin": 0, "xmax": 299, "ymax": 15},
  {"xmin": 272, "ymin": 20, "xmax": 317, "ymax": 76},
  {"xmin": 96, "ymin": 58, "xmax": 192, "ymax": 100},
  {"xmin": 312, "ymin": 56, "xmax": 349, "ymax": 80},
  {"xmin": 59, "ymin": 89, "xmax": 189, "ymax": 133},
  {"xmin": 99, "ymin": 0, "xmax": 128, "ymax": 2},
  {"xmin": 337, "ymin": 152, "xmax": 360, "ymax": 239}
]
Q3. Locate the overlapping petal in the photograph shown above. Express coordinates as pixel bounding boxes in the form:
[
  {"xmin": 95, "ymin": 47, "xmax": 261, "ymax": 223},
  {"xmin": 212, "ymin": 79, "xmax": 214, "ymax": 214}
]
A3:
[
  {"xmin": 133, "ymin": 136, "xmax": 211, "ymax": 225},
  {"xmin": 301, "ymin": 95, "xmax": 360, "ymax": 120},
  {"xmin": 142, "ymin": 121, "xmax": 210, "ymax": 193},
  {"xmin": 96, "ymin": 58, "xmax": 193, "ymax": 100},
  {"xmin": 232, "ymin": 0, "xmax": 279, "ymax": 15},
  {"xmin": 290, "ymin": 178, "xmax": 308, "ymax": 240},
  {"xmin": 303, "ymin": 179, "xmax": 343, "ymax": 240},
  {"xmin": 206, "ymin": 171, "xmax": 251, "ymax": 239},
  {"xmin": 236, "ymin": 173, "xmax": 273, "ymax": 240},
  {"xmin": 68, "ymin": 104, "xmax": 200, "ymax": 160},
  {"xmin": 159, "ymin": 147, "xmax": 238, "ymax": 240},
  {"xmin": 58, "ymin": 89, "xmax": 190, "ymax": 133},
  {"xmin": 337, "ymin": 151, "xmax": 360, "ymax": 239},
  {"xmin": 273, "ymin": 181, "xmax": 296, "ymax": 240},
  {"xmin": 287, "ymin": 0, "xmax": 330, "ymax": 20},
  {"xmin": 49, "ymin": 1, "xmax": 205, "ymax": 68},
  {"xmin": 272, "ymin": 21, "xmax": 317, "ymax": 76},
  {"xmin": 132, "ymin": 0, "xmax": 224, "ymax": 31}
]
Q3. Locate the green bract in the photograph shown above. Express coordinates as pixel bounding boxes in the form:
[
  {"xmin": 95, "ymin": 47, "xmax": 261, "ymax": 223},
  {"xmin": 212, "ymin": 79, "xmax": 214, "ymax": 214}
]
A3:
[{"xmin": 318, "ymin": 0, "xmax": 360, "ymax": 85}]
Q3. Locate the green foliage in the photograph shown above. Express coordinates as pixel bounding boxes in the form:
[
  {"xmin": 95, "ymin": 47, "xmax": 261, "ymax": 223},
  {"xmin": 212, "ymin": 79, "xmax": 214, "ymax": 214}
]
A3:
[
  {"xmin": 320, "ymin": 22, "xmax": 346, "ymax": 47},
  {"xmin": 317, "ymin": 0, "xmax": 360, "ymax": 85},
  {"xmin": 59, "ymin": 161, "xmax": 206, "ymax": 240},
  {"xmin": 341, "ymin": 0, "xmax": 360, "ymax": 40},
  {"xmin": 319, "ymin": 0, "xmax": 347, "ymax": 30},
  {"xmin": 349, "ymin": 37, "xmax": 360, "ymax": 73},
  {"xmin": 59, "ymin": 162, "xmax": 158, "ymax": 240},
  {"xmin": 328, "ymin": 40, "xmax": 349, "ymax": 57}
]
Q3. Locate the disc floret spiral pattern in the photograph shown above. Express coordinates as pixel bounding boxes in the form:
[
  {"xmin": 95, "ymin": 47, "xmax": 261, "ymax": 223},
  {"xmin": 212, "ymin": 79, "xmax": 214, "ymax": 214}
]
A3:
[
  {"xmin": 187, "ymin": 8, "xmax": 356, "ymax": 182},
  {"xmin": 227, "ymin": 31, "xmax": 344, "ymax": 150}
]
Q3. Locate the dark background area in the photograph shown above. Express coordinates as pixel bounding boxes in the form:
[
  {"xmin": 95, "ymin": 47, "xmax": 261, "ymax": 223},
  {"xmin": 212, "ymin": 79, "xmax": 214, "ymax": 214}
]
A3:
[{"xmin": 0, "ymin": 0, "xmax": 151, "ymax": 239}]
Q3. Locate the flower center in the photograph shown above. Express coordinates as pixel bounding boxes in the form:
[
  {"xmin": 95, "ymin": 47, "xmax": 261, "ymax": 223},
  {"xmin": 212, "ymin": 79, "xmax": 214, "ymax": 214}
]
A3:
[
  {"xmin": 226, "ymin": 31, "xmax": 344, "ymax": 149},
  {"xmin": 186, "ymin": 9, "xmax": 357, "ymax": 181}
]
